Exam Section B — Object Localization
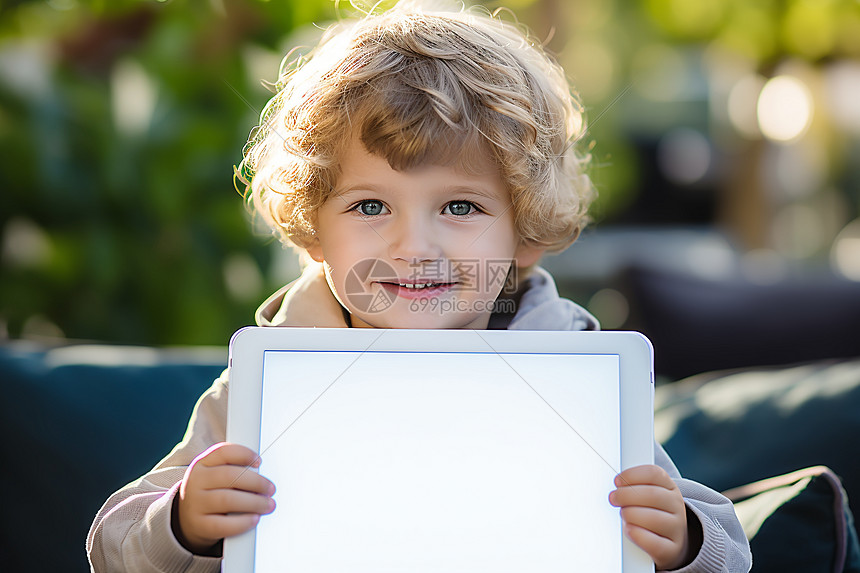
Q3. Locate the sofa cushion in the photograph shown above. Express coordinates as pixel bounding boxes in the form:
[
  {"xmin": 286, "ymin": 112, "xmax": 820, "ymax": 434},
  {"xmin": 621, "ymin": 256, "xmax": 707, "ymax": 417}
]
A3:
[
  {"xmin": 622, "ymin": 265, "xmax": 860, "ymax": 378},
  {"xmin": 724, "ymin": 466, "xmax": 860, "ymax": 573},
  {"xmin": 0, "ymin": 342, "xmax": 224, "ymax": 572},
  {"xmin": 656, "ymin": 358, "xmax": 860, "ymax": 549}
]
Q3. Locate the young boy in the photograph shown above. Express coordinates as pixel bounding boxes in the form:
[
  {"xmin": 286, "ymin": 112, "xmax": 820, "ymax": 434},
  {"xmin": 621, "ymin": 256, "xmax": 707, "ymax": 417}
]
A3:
[{"xmin": 87, "ymin": 2, "xmax": 752, "ymax": 572}]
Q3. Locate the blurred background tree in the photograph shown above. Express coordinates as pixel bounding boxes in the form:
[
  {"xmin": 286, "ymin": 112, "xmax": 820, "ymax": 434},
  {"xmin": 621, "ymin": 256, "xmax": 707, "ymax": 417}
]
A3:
[
  {"xmin": 0, "ymin": 0, "xmax": 338, "ymax": 344},
  {"xmin": 1, "ymin": 0, "xmax": 859, "ymax": 345}
]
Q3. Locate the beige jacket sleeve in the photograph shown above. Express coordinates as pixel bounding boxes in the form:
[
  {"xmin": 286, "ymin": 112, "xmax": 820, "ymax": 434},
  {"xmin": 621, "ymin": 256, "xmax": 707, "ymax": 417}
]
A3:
[{"xmin": 86, "ymin": 371, "xmax": 230, "ymax": 573}]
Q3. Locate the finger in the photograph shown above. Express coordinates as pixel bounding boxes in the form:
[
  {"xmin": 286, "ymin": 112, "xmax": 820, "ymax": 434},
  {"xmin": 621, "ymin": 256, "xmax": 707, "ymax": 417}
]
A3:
[
  {"xmin": 620, "ymin": 506, "xmax": 684, "ymax": 541},
  {"xmin": 615, "ymin": 465, "xmax": 675, "ymax": 489},
  {"xmin": 196, "ymin": 513, "xmax": 262, "ymax": 541},
  {"xmin": 201, "ymin": 489, "xmax": 276, "ymax": 516},
  {"xmin": 624, "ymin": 522, "xmax": 685, "ymax": 570},
  {"xmin": 198, "ymin": 465, "xmax": 276, "ymax": 496},
  {"xmin": 197, "ymin": 443, "xmax": 261, "ymax": 469},
  {"xmin": 609, "ymin": 484, "xmax": 683, "ymax": 513}
]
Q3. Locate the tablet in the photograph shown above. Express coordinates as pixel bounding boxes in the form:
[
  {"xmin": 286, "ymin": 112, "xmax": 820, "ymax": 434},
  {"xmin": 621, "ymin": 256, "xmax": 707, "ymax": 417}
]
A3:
[{"xmin": 225, "ymin": 327, "xmax": 655, "ymax": 573}]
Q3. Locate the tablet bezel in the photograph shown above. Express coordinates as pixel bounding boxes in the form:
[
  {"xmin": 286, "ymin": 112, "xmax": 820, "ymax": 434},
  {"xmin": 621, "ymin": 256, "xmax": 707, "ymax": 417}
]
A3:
[{"xmin": 224, "ymin": 327, "xmax": 654, "ymax": 573}]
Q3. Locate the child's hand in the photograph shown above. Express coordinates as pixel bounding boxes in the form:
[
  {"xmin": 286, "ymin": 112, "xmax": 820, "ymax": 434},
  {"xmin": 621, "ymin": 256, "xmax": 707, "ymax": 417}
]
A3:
[
  {"xmin": 174, "ymin": 443, "xmax": 276, "ymax": 555},
  {"xmin": 609, "ymin": 464, "xmax": 694, "ymax": 571},
  {"xmin": 278, "ymin": 261, "xmax": 348, "ymax": 327}
]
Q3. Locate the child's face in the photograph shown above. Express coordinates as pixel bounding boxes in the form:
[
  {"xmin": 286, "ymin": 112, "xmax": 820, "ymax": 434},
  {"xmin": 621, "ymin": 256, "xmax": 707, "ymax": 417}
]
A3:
[{"xmin": 306, "ymin": 138, "xmax": 544, "ymax": 329}]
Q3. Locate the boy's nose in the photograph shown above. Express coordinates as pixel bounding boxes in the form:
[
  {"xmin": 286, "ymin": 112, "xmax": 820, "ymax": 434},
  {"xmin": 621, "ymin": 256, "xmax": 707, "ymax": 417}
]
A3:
[{"xmin": 386, "ymin": 217, "xmax": 443, "ymax": 263}]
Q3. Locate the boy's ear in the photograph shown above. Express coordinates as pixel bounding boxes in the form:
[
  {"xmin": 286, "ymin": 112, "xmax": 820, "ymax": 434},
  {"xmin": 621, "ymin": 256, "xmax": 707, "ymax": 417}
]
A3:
[
  {"xmin": 513, "ymin": 240, "xmax": 545, "ymax": 268},
  {"xmin": 305, "ymin": 237, "xmax": 324, "ymax": 263}
]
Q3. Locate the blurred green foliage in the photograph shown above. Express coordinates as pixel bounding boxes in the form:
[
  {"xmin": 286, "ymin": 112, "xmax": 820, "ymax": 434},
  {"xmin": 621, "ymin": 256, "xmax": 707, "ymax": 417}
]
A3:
[
  {"xmin": 1, "ymin": 0, "xmax": 858, "ymax": 345},
  {"xmin": 644, "ymin": 0, "xmax": 860, "ymax": 61},
  {"xmin": 0, "ymin": 0, "xmax": 338, "ymax": 344}
]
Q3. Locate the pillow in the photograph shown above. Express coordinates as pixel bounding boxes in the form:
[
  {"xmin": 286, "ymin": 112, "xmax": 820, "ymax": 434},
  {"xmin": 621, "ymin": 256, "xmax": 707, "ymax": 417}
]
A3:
[
  {"xmin": 621, "ymin": 265, "xmax": 860, "ymax": 379},
  {"xmin": 0, "ymin": 342, "xmax": 224, "ymax": 572},
  {"xmin": 723, "ymin": 466, "xmax": 860, "ymax": 573},
  {"xmin": 655, "ymin": 358, "xmax": 860, "ymax": 523}
]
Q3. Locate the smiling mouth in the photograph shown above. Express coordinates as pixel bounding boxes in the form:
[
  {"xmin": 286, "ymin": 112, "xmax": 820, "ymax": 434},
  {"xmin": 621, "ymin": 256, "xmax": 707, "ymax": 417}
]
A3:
[{"xmin": 376, "ymin": 281, "xmax": 458, "ymax": 290}]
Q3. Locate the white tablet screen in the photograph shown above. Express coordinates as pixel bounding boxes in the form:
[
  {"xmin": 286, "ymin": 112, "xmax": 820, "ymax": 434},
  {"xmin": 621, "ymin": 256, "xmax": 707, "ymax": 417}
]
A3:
[{"xmin": 256, "ymin": 350, "xmax": 621, "ymax": 573}]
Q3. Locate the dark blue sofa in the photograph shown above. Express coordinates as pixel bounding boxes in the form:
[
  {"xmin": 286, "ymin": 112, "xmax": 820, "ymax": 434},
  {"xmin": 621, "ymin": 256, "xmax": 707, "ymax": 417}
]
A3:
[{"xmin": 2, "ymin": 341, "xmax": 859, "ymax": 572}]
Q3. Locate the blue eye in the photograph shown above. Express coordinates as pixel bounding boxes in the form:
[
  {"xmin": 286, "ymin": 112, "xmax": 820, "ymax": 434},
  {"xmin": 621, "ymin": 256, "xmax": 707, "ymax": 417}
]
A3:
[
  {"xmin": 355, "ymin": 200, "xmax": 385, "ymax": 216},
  {"xmin": 446, "ymin": 201, "xmax": 476, "ymax": 216}
]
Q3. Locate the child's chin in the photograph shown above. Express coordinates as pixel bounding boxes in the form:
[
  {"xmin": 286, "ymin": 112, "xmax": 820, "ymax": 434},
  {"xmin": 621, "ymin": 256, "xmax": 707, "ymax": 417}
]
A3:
[{"xmin": 358, "ymin": 312, "xmax": 482, "ymax": 330}]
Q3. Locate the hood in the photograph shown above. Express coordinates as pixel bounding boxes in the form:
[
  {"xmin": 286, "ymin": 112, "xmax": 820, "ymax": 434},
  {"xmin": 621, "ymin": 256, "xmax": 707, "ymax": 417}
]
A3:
[
  {"xmin": 256, "ymin": 265, "xmax": 599, "ymax": 332},
  {"xmin": 503, "ymin": 266, "xmax": 599, "ymax": 331}
]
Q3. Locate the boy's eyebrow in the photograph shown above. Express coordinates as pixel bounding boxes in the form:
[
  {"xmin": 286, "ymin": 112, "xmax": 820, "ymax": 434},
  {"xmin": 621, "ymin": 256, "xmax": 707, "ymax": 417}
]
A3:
[
  {"xmin": 444, "ymin": 186, "xmax": 506, "ymax": 202},
  {"xmin": 334, "ymin": 183, "xmax": 507, "ymax": 202},
  {"xmin": 333, "ymin": 183, "xmax": 383, "ymax": 197}
]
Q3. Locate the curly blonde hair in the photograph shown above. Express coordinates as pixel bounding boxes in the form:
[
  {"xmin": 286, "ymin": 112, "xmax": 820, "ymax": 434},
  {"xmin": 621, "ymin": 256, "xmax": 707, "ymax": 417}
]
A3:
[{"xmin": 238, "ymin": 1, "xmax": 595, "ymax": 271}]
